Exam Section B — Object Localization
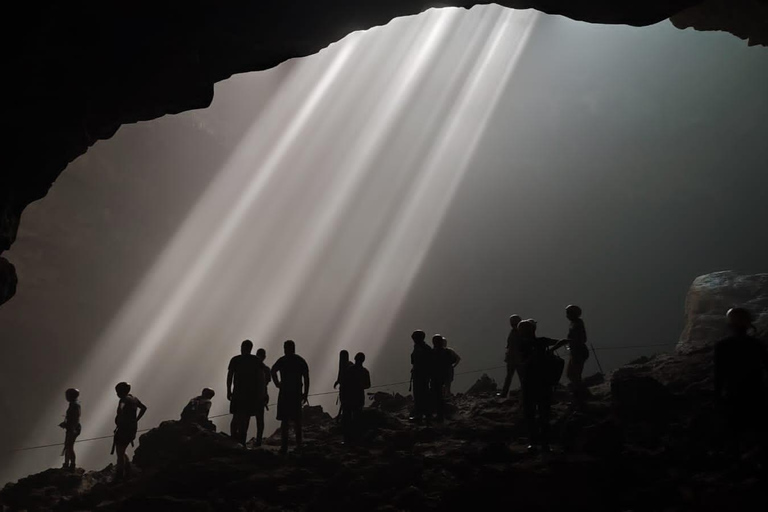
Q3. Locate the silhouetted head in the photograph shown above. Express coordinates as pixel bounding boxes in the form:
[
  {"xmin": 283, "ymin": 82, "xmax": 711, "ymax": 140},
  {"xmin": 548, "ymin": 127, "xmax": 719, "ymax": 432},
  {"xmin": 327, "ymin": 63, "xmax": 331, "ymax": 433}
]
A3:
[
  {"xmin": 354, "ymin": 352, "xmax": 365, "ymax": 365},
  {"xmin": 726, "ymin": 307, "xmax": 754, "ymax": 335},
  {"xmin": 339, "ymin": 350, "xmax": 350, "ymax": 362},
  {"xmin": 517, "ymin": 319, "xmax": 537, "ymax": 339},
  {"xmin": 241, "ymin": 339, "xmax": 253, "ymax": 355},
  {"xmin": 509, "ymin": 315, "xmax": 522, "ymax": 328},
  {"xmin": 432, "ymin": 334, "xmax": 443, "ymax": 348},
  {"xmin": 284, "ymin": 339, "xmax": 296, "ymax": 355},
  {"xmin": 256, "ymin": 348, "xmax": 266, "ymax": 361},
  {"xmin": 201, "ymin": 387, "xmax": 215, "ymax": 399},
  {"xmin": 65, "ymin": 388, "xmax": 80, "ymax": 402},
  {"xmin": 566, "ymin": 305, "xmax": 582, "ymax": 321},
  {"xmin": 115, "ymin": 382, "xmax": 131, "ymax": 398},
  {"xmin": 412, "ymin": 330, "xmax": 426, "ymax": 343}
]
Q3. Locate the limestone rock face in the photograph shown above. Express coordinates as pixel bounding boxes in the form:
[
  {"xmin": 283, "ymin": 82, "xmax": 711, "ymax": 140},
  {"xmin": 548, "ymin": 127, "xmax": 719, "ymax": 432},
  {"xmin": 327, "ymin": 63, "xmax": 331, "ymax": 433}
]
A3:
[
  {"xmin": 3, "ymin": 0, "xmax": 762, "ymax": 307},
  {"xmin": 677, "ymin": 271, "xmax": 768, "ymax": 354}
]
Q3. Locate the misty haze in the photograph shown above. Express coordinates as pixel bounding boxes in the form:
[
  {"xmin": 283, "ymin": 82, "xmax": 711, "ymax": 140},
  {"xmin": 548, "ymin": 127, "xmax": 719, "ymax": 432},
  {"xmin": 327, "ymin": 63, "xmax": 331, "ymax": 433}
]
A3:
[{"xmin": 1, "ymin": 5, "xmax": 767, "ymax": 508}]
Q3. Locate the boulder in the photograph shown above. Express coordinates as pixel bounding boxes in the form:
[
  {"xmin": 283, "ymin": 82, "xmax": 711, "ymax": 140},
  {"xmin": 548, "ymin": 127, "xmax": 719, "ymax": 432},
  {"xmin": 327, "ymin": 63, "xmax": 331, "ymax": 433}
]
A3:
[
  {"xmin": 466, "ymin": 374, "xmax": 498, "ymax": 396},
  {"xmin": 132, "ymin": 420, "xmax": 242, "ymax": 469},
  {"xmin": 611, "ymin": 367, "xmax": 674, "ymax": 422},
  {"xmin": 677, "ymin": 271, "xmax": 768, "ymax": 354}
]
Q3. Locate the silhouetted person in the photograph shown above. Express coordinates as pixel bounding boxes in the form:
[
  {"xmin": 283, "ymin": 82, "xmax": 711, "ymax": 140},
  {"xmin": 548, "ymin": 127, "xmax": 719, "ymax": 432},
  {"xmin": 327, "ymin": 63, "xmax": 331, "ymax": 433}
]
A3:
[
  {"xmin": 181, "ymin": 388, "xmax": 215, "ymax": 428},
  {"xmin": 227, "ymin": 340, "xmax": 266, "ymax": 445},
  {"xmin": 443, "ymin": 338, "xmax": 462, "ymax": 396},
  {"xmin": 333, "ymin": 350, "xmax": 353, "ymax": 422},
  {"xmin": 59, "ymin": 388, "xmax": 81, "ymax": 470},
  {"xmin": 499, "ymin": 314, "xmax": 523, "ymax": 398},
  {"xmin": 553, "ymin": 305, "xmax": 589, "ymax": 407},
  {"xmin": 430, "ymin": 335, "xmax": 454, "ymax": 421},
  {"xmin": 255, "ymin": 348, "xmax": 272, "ymax": 445},
  {"xmin": 409, "ymin": 330, "xmax": 433, "ymax": 422},
  {"xmin": 342, "ymin": 352, "xmax": 371, "ymax": 443},
  {"xmin": 518, "ymin": 319, "xmax": 558, "ymax": 452},
  {"xmin": 271, "ymin": 340, "xmax": 310, "ymax": 454},
  {"xmin": 714, "ymin": 307, "xmax": 768, "ymax": 458},
  {"xmin": 112, "ymin": 382, "xmax": 147, "ymax": 480}
]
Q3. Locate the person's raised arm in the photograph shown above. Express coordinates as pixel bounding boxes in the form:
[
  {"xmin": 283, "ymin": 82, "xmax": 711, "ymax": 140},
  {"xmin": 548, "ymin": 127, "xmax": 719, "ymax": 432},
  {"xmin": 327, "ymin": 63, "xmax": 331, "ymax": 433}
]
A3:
[{"xmin": 136, "ymin": 399, "xmax": 148, "ymax": 422}]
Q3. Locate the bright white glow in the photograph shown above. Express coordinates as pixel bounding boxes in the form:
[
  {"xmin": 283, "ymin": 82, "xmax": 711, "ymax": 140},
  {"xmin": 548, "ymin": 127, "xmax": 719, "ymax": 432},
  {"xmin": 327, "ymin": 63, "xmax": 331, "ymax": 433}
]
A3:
[{"xmin": 17, "ymin": 6, "xmax": 538, "ymax": 473}]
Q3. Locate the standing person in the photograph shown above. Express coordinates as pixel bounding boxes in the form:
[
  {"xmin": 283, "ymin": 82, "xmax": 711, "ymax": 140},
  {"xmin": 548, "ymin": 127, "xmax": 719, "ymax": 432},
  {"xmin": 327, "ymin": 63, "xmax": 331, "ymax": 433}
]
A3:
[
  {"xmin": 112, "ymin": 382, "xmax": 147, "ymax": 480},
  {"xmin": 553, "ymin": 305, "xmax": 589, "ymax": 407},
  {"xmin": 342, "ymin": 352, "xmax": 371, "ymax": 443},
  {"xmin": 255, "ymin": 348, "xmax": 272, "ymax": 446},
  {"xmin": 180, "ymin": 387, "xmax": 215, "ymax": 427},
  {"xmin": 409, "ymin": 330, "xmax": 433, "ymax": 423},
  {"xmin": 518, "ymin": 320, "xmax": 558, "ymax": 453},
  {"xmin": 333, "ymin": 350, "xmax": 353, "ymax": 422},
  {"xmin": 499, "ymin": 315, "xmax": 523, "ymax": 398},
  {"xmin": 271, "ymin": 340, "xmax": 310, "ymax": 454},
  {"xmin": 443, "ymin": 338, "xmax": 462, "ymax": 396},
  {"xmin": 714, "ymin": 307, "xmax": 768, "ymax": 458},
  {"xmin": 59, "ymin": 388, "xmax": 81, "ymax": 470},
  {"xmin": 430, "ymin": 335, "xmax": 454, "ymax": 421},
  {"xmin": 227, "ymin": 340, "xmax": 265, "ymax": 445}
]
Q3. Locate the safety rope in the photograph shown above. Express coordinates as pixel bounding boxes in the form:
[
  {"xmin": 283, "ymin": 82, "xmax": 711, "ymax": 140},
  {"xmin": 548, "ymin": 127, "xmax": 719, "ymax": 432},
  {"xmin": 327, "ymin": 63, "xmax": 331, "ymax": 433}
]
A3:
[{"xmin": 6, "ymin": 342, "xmax": 676, "ymax": 453}]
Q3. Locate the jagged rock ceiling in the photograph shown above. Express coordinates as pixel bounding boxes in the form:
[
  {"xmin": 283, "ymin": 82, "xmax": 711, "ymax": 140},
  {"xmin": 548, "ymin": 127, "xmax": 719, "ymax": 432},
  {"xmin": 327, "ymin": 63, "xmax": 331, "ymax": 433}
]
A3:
[{"xmin": 2, "ymin": 0, "xmax": 766, "ymax": 305}]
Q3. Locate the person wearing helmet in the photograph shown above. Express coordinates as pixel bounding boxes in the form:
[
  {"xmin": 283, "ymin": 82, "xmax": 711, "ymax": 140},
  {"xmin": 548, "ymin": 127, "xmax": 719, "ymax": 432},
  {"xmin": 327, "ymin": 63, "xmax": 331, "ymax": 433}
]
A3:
[
  {"xmin": 714, "ymin": 307, "xmax": 768, "ymax": 457},
  {"xmin": 341, "ymin": 352, "xmax": 371, "ymax": 443},
  {"xmin": 499, "ymin": 314, "xmax": 523, "ymax": 398},
  {"xmin": 113, "ymin": 382, "xmax": 147, "ymax": 480},
  {"xmin": 271, "ymin": 340, "xmax": 310, "ymax": 454},
  {"xmin": 409, "ymin": 330, "xmax": 433, "ymax": 423},
  {"xmin": 180, "ymin": 388, "xmax": 216, "ymax": 428},
  {"xmin": 553, "ymin": 305, "xmax": 589, "ymax": 407},
  {"xmin": 518, "ymin": 319, "xmax": 559, "ymax": 452},
  {"xmin": 333, "ymin": 350, "xmax": 354, "ymax": 423},
  {"xmin": 59, "ymin": 388, "xmax": 81, "ymax": 470}
]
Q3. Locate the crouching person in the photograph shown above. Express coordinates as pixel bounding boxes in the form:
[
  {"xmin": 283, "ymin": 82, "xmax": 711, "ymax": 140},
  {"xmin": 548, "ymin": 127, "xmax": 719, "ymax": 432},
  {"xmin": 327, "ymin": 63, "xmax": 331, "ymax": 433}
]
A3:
[{"xmin": 181, "ymin": 387, "xmax": 216, "ymax": 429}]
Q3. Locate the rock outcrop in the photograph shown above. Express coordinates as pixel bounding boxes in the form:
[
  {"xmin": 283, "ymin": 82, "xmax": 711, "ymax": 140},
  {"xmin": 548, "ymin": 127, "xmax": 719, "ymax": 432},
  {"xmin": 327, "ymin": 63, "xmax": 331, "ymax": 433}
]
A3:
[
  {"xmin": 677, "ymin": 271, "xmax": 768, "ymax": 354},
  {"xmin": 3, "ymin": 0, "xmax": 765, "ymax": 306}
]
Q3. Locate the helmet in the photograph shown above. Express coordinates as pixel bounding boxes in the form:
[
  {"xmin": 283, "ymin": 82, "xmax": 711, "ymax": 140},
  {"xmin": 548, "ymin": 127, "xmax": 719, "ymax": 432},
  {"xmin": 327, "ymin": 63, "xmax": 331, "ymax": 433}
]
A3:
[
  {"xmin": 411, "ymin": 330, "xmax": 426, "ymax": 342},
  {"xmin": 726, "ymin": 307, "xmax": 753, "ymax": 331},
  {"xmin": 565, "ymin": 305, "xmax": 582, "ymax": 318},
  {"xmin": 115, "ymin": 382, "xmax": 131, "ymax": 396},
  {"xmin": 201, "ymin": 387, "xmax": 215, "ymax": 399},
  {"xmin": 518, "ymin": 319, "xmax": 537, "ymax": 337},
  {"xmin": 509, "ymin": 314, "xmax": 522, "ymax": 327},
  {"xmin": 65, "ymin": 388, "xmax": 80, "ymax": 401}
]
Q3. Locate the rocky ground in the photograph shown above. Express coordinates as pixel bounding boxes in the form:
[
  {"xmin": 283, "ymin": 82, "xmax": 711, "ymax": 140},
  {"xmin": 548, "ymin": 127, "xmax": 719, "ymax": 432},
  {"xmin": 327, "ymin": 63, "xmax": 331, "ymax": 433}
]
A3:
[
  {"xmin": 3, "ymin": 270, "xmax": 767, "ymax": 511},
  {"xmin": 2, "ymin": 353, "xmax": 766, "ymax": 512}
]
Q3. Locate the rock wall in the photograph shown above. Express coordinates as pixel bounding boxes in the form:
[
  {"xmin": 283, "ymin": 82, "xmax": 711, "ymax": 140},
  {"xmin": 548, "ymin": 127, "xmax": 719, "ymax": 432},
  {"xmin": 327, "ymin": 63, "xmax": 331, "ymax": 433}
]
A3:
[
  {"xmin": 2, "ymin": 0, "xmax": 765, "ymax": 306},
  {"xmin": 677, "ymin": 270, "xmax": 768, "ymax": 353}
]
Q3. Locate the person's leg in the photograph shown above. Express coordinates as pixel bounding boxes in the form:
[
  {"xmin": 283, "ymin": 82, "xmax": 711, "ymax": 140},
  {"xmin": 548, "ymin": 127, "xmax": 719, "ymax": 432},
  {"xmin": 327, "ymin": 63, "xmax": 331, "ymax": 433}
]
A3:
[
  {"xmin": 230, "ymin": 414, "xmax": 240, "ymax": 442},
  {"xmin": 115, "ymin": 443, "xmax": 127, "ymax": 479},
  {"xmin": 539, "ymin": 391, "xmax": 552, "ymax": 450},
  {"xmin": 342, "ymin": 403, "xmax": 352, "ymax": 442},
  {"xmin": 501, "ymin": 362, "xmax": 514, "ymax": 397},
  {"xmin": 433, "ymin": 381, "xmax": 445, "ymax": 420},
  {"xmin": 522, "ymin": 386, "xmax": 537, "ymax": 446},
  {"xmin": 241, "ymin": 415, "xmax": 252, "ymax": 444},
  {"xmin": 295, "ymin": 416, "xmax": 303, "ymax": 446},
  {"xmin": 255, "ymin": 406, "xmax": 265, "ymax": 446},
  {"xmin": 280, "ymin": 420, "xmax": 290, "ymax": 453}
]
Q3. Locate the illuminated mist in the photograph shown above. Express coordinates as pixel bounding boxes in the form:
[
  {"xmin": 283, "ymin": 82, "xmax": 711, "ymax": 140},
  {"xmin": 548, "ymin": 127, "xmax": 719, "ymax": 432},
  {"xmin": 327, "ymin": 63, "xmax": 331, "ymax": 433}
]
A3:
[{"xmin": 2, "ymin": 5, "xmax": 767, "ymax": 484}]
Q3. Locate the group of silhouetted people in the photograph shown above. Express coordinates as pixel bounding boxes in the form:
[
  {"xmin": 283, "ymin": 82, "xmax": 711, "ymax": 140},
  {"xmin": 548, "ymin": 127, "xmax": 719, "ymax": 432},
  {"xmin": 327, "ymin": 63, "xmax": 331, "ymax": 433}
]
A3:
[
  {"xmin": 409, "ymin": 332, "xmax": 461, "ymax": 423},
  {"xmin": 55, "ymin": 305, "xmax": 766, "ymax": 478}
]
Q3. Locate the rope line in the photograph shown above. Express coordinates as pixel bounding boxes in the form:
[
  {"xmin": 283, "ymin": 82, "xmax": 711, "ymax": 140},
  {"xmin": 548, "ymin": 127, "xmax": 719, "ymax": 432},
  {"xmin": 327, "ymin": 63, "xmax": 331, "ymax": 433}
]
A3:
[{"xmin": 6, "ymin": 342, "xmax": 676, "ymax": 453}]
